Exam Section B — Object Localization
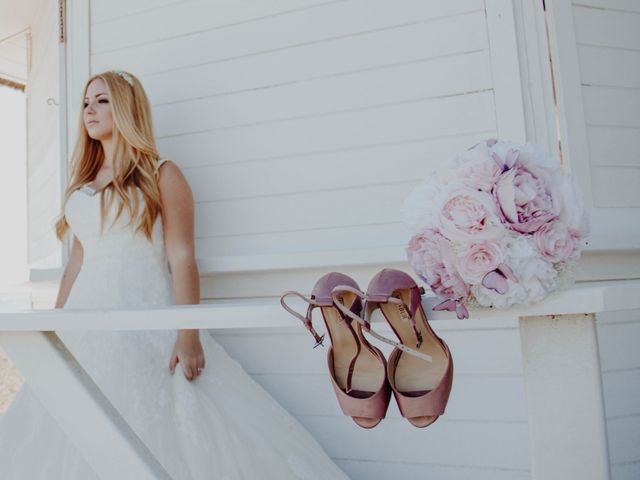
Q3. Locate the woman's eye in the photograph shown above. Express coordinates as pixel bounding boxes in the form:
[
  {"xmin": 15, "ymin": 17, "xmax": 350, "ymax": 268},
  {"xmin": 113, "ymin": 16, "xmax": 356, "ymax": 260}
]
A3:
[{"xmin": 98, "ymin": 99, "xmax": 109, "ymax": 103}]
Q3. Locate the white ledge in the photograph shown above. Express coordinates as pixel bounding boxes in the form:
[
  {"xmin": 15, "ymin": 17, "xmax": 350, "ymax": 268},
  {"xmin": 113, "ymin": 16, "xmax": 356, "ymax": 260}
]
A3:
[{"xmin": 0, "ymin": 280, "xmax": 639, "ymax": 331}]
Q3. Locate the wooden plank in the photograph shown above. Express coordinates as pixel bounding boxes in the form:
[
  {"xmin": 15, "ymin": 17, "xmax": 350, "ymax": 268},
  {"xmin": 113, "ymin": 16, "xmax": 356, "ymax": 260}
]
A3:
[
  {"xmin": 153, "ymin": 51, "xmax": 493, "ymax": 137},
  {"xmin": 92, "ymin": 0, "xmax": 339, "ymax": 52},
  {"xmin": 606, "ymin": 415, "xmax": 640, "ymax": 464},
  {"xmin": 579, "ymin": 45, "xmax": 640, "ymax": 89},
  {"xmin": 591, "ymin": 166, "xmax": 640, "ymax": 207},
  {"xmin": 253, "ymin": 372, "xmax": 528, "ymax": 421},
  {"xmin": 587, "ymin": 126, "xmax": 640, "ymax": 167},
  {"xmin": 158, "ymin": 90, "xmax": 496, "ymax": 168},
  {"xmin": 297, "ymin": 414, "xmax": 530, "ymax": 470},
  {"xmin": 573, "ymin": 0, "xmax": 640, "ymax": 13},
  {"xmin": 0, "ymin": 385, "xmax": 98, "ymax": 478},
  {"xmin": 334, "ymin": 458, "xmax": 530, "ymax": 480},
  {"xmin": 583, "ymin": 86, "xmax": 640, "ymax": 127},
  {"xmin": 0, "ymin": 332, "xmax": 172, "ymax": 479},
  {"xmin": 92, "ymin": 3, "xmax": 485, "ymax": 75},
  {"xmin": 511, "ymin": 0, "xmax": 559, "ymax": 156},
  {"xmin": 586, "ymin": 208, "xmax": 640, "ymax": 250},
  {"xmin": 184, "ymin": 131, "xmax": 491, "ymax": 202},
  {"xmin": 195, "ymin": 223, "xmax": 408, "ymax": 258},
  {"xmin": 602, "ymin": 369, "xmax": 640, "ymax": 418},
  {"xmin": 573, "ymin": 5, "xmax": 640, "ymax": 50},
  {"xmin": 485, "ymin": 0, "xmax": 526, "ymax": 142},
  {"xmin": 90, "ymin": 0, "xmax": 184, "ymax": 24},
  {"xmin": 142, "ymin": 21, "xmax": 489, "ymax": 106},
  {"xmin": 199, "ymin": 262, "xmax": 412, "ymax": 298},
  {"xmin": 213, "ymin": 326, "xmax": 524, "ymax": 376},
  {"xmin": 193, "ymin": 182, "xmax": 415, "ymax": 237},
  {"xmin": 597, "ymin": 309, "xmax": 640, "ymax": 325},
  {"xmin": 611, "ymin": 462, "xmax": 640, "ymax": 479},
  {"xmin": 519, "ymin": 314, "xmax": 610, "ymax": 480},
  {"xmin": 597, "ymin": 320, "xmax": 640, "ymax": 371}
]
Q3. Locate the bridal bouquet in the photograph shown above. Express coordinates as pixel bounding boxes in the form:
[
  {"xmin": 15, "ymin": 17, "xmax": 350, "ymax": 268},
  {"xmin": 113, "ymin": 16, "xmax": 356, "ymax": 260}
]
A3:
[{"xmin": 403, "ymin": 139, "xmax": 589, "ymax": 319}]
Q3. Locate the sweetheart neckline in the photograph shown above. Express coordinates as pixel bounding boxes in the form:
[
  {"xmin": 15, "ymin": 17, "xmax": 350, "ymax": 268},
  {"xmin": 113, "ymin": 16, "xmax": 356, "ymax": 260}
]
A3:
[{"xmin": 79, "ymin": 185, "xmax": 100, "ymax": 196}]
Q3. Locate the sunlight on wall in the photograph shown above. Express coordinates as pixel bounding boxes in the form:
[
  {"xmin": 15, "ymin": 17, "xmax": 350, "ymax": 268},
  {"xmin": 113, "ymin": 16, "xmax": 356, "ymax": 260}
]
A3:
[{"xmin": 0, "ymin": 85, "xmax": 28, "ymax": 287}]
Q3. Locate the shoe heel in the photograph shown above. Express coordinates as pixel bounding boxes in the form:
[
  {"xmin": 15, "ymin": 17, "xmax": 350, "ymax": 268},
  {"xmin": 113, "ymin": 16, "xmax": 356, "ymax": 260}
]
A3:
[
  {"xmin": 365, "ymin": 268, "xmax": 453, "ymax": 428},
  {"xmin": 280, "ymin": 273, "xmax": 390, "ymax": 428}
]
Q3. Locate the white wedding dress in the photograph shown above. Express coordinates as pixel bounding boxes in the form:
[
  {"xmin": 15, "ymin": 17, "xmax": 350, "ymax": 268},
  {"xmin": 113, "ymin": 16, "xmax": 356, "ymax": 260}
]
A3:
[{"xmin": 0, "ymin": 160, "xmax": 348, "ymax": 480}]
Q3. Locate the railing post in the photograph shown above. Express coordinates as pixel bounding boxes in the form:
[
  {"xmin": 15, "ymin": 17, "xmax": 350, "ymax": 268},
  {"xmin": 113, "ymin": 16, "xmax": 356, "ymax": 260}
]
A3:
[
  {"xmin": 518, "ymin": 313, "xmax": 611, "ymax": 480},
  {"xmin": 0, "ymin": 331, "xmax": 173, "ymax": 480}
]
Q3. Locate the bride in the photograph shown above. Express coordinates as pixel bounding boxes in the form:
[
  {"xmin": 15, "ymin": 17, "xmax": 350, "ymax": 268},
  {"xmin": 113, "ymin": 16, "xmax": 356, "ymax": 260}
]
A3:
[{"xmin": 0, "ymin": 70, "xmax": 348, "ymax": 479}]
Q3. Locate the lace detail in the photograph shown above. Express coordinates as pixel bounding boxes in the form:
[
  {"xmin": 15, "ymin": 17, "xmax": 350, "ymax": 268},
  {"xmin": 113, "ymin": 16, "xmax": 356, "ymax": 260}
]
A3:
[{"xmin": 0, "ymin": 186, "xmax": 348, "ymax": 480}]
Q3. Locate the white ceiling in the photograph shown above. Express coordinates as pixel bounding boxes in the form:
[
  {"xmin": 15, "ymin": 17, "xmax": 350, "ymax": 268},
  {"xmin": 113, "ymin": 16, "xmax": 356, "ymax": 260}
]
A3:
[
  {"xmin": 0, "ymin": 0, "xmax": 42, "ymax": 84},
  {"xmin": 0, "ymin": 0, "xmax": 41, "ymax": 41}
]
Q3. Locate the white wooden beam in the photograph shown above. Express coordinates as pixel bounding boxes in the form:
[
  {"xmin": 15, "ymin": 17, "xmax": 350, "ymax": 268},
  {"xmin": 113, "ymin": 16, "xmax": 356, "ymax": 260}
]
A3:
[
  {"xmin": 0, "ymin": 330, "xmax": 172, "ymax": 480},
  {"xmin": 0, "ymin": 280, "xmax": 639, "ymax": 332},
  {"xmin": 485, "ymin": 0, "xmax": 527, "ymax": 143},
  {"xmin": 519, "ymin": 314, "xmax": 611, "ymax": 480}
]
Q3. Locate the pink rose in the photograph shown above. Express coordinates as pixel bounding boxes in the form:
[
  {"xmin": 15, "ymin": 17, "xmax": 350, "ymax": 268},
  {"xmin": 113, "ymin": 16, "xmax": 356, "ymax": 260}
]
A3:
[
  {"xmin": 534, "ymin": 221, "xmax": 582, "ymax": 263},
  {"xmin": 438, "ymin": 188, "xmax": 504, "ymax": 241},
  {"xmin": 494, "ymin": 158, "xmax": 559, "ymax": 233},
  {"xmin": 407, "ymin": 231, "xmax": 470, "ymax": 301},
  {"xmin": 454, "ymin": 141, "xmax": 502, "ymax": 192},
  {"xmin": 455, "ymin": 240, "xmax": 504, "ymax": 284}
]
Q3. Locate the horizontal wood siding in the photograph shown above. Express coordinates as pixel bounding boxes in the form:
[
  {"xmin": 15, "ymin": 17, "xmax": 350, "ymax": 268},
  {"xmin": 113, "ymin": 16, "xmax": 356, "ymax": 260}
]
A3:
[
  {"xmin": 596, "ymin": 309, "xmax": 640, "ymax": 479},
  {"xmin": 572, "ymin": 3, "xmax": 640, "ymax": 208},
  {"xmin": 210, "ymin": 318, "xmax": 530, "ymax": 478},
  {"xmin": 89, "ymin": 0, "xmax": 500, "ymax": 272}
]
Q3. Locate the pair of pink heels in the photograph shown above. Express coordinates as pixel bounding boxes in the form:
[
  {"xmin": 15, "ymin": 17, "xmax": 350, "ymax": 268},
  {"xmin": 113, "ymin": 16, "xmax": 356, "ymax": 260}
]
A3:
[{"xmin": 280, "ymin": 268, "xmax": 453, "ymax": 429}]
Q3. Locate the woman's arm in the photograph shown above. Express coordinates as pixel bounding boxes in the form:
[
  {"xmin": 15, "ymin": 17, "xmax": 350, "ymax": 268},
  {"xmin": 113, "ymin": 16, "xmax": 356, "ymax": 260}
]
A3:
[
  {"xmin": 54, "ymin": 235, "xmax": 84, "ymax": 309},
  {"xmin": 158, "ymin": 160, "xmax": 205, "ymax": 381}
]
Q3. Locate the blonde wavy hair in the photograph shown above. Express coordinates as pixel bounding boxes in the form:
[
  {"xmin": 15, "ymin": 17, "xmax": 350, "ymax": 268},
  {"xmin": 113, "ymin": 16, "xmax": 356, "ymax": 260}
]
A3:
[{"xmin": 55, "ymin": 70, "xmax": 163, "ymax": 242}]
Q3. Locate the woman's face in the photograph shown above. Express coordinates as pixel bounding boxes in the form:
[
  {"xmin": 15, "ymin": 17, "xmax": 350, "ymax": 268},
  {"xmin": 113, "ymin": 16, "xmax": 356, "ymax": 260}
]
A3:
[{"xmin": 83, "ymin": 78, "xmax": 113, "ymax": 141}]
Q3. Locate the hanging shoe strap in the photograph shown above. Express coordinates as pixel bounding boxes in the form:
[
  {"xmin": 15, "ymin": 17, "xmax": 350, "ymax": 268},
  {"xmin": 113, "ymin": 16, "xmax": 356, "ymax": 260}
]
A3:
[
  {"xmin": 330, "ymin": 287, "xmax": 366, "ymax": 393},
  {"xmin": 279, "ymin": 291, "xmax": 325, "ymax": 347},
  {"xmin": 386, "ymin": 286, "xmax": 425, "ymax": 348},
  {"xmin": 331, "ymin": 286, "xmax": 432, "ymax": 363}
]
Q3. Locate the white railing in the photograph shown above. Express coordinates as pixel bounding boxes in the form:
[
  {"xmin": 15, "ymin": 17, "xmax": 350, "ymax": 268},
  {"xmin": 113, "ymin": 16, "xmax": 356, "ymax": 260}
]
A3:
[{"xmin": 1, "ymin": 280, "xmax": 639, "ymax": 480}]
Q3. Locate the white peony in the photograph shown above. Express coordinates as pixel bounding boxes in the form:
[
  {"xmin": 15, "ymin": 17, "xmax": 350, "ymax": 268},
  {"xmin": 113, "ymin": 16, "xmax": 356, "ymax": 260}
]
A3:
[{"xmin": 471, "ymin": 236, "xmax": 558, "ymax": 309}]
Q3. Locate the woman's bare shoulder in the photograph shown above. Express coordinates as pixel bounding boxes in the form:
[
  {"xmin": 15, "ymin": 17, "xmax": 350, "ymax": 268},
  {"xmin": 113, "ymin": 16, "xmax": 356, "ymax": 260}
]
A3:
[{"xmin": 157, "ymin": 160, "xmax": 193, "ymax": 209}]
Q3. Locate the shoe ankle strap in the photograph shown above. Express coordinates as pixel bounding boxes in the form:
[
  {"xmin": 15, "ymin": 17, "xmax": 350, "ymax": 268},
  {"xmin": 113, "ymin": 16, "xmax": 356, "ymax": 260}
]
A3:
[
  {"xmin": 330, "ymin": 285, "xmax": 432, "ymax": 363},
  {"xmin": 372, "ymin": 286, "xmax": 425, "ymax": 348},
  {"xmin": 279, "ymin": 291, "xmax": 325, "ymax": 347}
]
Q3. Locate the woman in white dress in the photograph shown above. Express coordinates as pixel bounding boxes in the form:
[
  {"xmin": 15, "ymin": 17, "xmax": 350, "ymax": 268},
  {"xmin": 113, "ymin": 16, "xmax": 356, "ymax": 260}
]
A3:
[{"xmin": 0, "ymin": 70, "xmax": 349, "ymax": 479}]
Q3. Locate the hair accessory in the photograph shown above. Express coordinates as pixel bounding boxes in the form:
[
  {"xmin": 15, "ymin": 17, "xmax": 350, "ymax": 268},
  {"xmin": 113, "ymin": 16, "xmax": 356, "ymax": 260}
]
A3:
[{"xmin": 113, "ymin": 70, "xmax": 134, "ymax": 87}]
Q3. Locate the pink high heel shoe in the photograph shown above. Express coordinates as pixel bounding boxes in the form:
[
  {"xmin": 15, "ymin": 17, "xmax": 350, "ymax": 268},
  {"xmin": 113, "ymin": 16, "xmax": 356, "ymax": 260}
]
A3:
[
  {"xmin": 332, "ymin": 269, "xmax": 453, "ymax": 428},
  {"xmin": 280, "ymin": 273, "xmax": 390, "ymax": 428}
]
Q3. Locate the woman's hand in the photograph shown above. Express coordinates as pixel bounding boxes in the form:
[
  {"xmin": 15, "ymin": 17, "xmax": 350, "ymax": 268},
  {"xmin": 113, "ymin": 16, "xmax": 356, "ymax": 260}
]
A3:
[{"xmin": 169, "ymin": 329, "xmax": 205, "ymax": 381}]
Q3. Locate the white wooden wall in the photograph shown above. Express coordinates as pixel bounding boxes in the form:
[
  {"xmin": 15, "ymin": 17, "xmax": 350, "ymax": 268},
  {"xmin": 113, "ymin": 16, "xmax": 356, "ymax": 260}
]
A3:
[
  {"xmin": 26, "ymin": 0, "xmax": 63, "ymax": 270},
  {"xmin": 88, "ymin": 0, "xmax": 526, "ymax": 285},
  {"xmin": 596, "ymin": 309, "xmax": 640, "ymax": 480},
  {"xmin": 213, "ymin": 316, "xmax": 531, "ymax": 480},
  {"xmin": 545, "ymin": 0, "xmax": 640, "ymax": 255},
  {"xmin": 573, "ymin": 1, "xmax": 640, "ymax": 209},
  {"xmin": 43, "ymin": 1, "xmax": 636, "ymax": 478}
]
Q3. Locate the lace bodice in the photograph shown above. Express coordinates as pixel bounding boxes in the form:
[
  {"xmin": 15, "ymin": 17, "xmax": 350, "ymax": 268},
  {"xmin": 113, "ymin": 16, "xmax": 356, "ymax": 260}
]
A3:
[{"xmin": 63, "ymin": 160, "xmax": 175, "ymax": 309}]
